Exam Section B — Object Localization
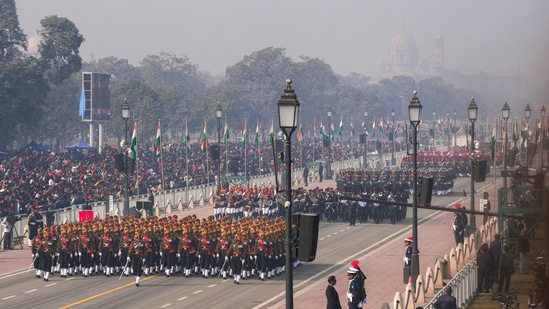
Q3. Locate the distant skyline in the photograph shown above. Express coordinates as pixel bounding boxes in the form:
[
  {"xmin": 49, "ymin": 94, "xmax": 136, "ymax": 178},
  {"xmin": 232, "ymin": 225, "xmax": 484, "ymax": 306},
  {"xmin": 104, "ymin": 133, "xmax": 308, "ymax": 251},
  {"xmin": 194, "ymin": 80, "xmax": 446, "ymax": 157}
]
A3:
[{"xmin": 15, "ymin": 0, "xmax": 549, "ymax": 85}]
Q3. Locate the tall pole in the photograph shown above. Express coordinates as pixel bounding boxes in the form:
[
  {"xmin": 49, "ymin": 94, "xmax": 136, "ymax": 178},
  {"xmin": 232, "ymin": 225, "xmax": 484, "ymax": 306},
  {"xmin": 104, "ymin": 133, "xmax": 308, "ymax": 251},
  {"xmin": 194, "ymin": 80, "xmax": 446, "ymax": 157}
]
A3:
[
  {"xmin": 468, "ymin": 98, "xmax": 478, "ymax": 231},
  {"xmin": 502, "ymin": 102, "xmax": 510, "ymax": 223},
  {"xmin": 364, "ymin": 109, "xmax": 368, "ymax": 169},
  {"xmin": 408, "ymin": 91, "xmax": 422, "ymax": 287},
  {"xmin": 122, "ymin": 99, "xmax": 130, "ymax": 217},
  {"xmin": 525, "ymin": 104, "xmax": 531, "ymax": 167},
  {"xmin": 447, "ymin": 111, "xmax": 451, "ymax": 151},
  {"xmin": 327, "ymin": 106, "xmax": 333, "ymax": 179},
  {"xmin": 391, "ymin": 108, "xmax": 396, "ymax": 165},
  {"xmin": 432, "ymin": 110, "xmax": 436, "ymax": 150},
  {"xmin": 277, "ymin": 79, "xmax": 300, "ymax": 309},
  {"xmin": 216, "ymin": 103, "xmax": 223, "ymax": 191},
  {"xmin": 541, "ymin": 106, "xmax": 546, "ymax": 168}
]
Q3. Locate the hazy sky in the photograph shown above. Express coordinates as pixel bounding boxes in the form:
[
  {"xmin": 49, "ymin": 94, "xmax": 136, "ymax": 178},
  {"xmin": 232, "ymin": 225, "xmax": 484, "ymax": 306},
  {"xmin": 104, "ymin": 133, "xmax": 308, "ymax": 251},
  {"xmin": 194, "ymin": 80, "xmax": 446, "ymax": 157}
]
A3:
[{"xmin": 15, "ymin": 0, "xmax": 549, "ymax": 85}]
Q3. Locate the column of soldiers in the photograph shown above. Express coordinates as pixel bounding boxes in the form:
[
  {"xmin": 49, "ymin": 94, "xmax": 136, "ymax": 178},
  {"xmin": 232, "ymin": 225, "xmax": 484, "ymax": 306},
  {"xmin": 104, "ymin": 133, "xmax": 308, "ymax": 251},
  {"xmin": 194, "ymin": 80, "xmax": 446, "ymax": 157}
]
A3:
[{"xmin": 28, "ymin": 213, "xmax": 292, "ymax": 287}]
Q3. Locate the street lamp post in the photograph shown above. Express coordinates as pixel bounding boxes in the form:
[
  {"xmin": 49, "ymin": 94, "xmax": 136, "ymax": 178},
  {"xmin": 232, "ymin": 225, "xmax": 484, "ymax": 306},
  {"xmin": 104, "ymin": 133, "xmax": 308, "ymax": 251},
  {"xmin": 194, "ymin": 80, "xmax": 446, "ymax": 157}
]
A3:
[
  {"xmin": 408, "ymin": 91, "xmax": 422, "ymax": 286},
  {"xmin": 468, "ymin": 98, "xmax": 478, "ymax": 232},
  {"xmin": 541, "ymin": 106, "xmax": 546, "ymax": 168},
  {"xmin": 502, "ymin": 102, "xmax": 511, "ymax": 213},
  {"xmin": 364, "ymin": 109, "xmax": 368, "ymax": 169},
  {"xmin": 277, "ymin": 79, "xmax": 300, "ymax": 309},
  {"xmin": 391, "ymin": 108, "xmax": 396, "ymax": 165},
  {"xmin": 432, "ymin": 110, "xmax": 436, "ymax": 150},
  {"xmin": 215, "ymin": 103, "xmax": 223, "ymax": 191},
  {"xmin": 121, "ymin": 99, "xmax": 131, "ymax": 217},
  {"xmin": 525, "ymin": 104, "xmax": 531, "ymax": 167},
  {"xmin": 326, "ymin": 106, "xmax": 333, "ymax": 180}
]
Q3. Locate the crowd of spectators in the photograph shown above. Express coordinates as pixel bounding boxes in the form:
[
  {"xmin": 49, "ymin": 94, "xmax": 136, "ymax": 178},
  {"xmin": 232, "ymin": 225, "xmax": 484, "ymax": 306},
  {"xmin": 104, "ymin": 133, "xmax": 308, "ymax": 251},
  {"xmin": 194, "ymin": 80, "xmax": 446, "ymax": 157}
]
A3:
[
  {"xmin": 0, "ymin": 133, "xmax": 486, "ymax": 219},
  {"xmin": 0, "ymin": 137, "xmax": 370, "ymax": 218}
]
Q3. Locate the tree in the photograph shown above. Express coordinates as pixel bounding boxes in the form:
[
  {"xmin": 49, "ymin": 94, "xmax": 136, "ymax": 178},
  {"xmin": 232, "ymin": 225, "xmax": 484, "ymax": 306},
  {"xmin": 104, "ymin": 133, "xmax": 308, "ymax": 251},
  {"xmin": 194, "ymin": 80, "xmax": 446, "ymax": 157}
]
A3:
[{"xmin": 38, "ymin": 15, "xmax": 84, "ymax": 85}]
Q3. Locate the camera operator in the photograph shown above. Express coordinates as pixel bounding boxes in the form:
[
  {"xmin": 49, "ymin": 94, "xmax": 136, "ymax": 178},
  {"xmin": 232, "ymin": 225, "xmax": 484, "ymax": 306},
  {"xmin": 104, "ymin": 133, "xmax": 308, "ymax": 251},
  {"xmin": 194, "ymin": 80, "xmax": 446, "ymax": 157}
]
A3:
[{"xmin": 1, "ymin": 215, "xmax": 13, "ymax": 250}]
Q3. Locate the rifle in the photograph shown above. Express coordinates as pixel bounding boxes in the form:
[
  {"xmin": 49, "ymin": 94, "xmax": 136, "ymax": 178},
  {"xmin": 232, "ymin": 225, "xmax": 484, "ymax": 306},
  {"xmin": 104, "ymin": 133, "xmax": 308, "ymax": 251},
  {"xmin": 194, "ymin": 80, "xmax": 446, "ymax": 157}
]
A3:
[{"xmin": 119, "ymin": 257, "xmax": 130, "ymax": 280}]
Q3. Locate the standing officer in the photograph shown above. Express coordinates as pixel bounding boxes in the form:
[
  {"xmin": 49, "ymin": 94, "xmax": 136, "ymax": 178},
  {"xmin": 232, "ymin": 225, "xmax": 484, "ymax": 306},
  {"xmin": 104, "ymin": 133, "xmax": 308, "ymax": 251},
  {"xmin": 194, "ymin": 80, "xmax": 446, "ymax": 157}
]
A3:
[
  {"xmin": 346, "ymin": 267, "xmax": 362, "ymax": 309},
  {"xmin": 38, "ymin": 227, "xmax": 55, "ymax": 281},
  {"xmin": 303, "ymin": 166, "xmax": 309, "ymax": 186},
  {"xmin": 403, "ymin": 236, "xmax": 413, "ymax": 283}
]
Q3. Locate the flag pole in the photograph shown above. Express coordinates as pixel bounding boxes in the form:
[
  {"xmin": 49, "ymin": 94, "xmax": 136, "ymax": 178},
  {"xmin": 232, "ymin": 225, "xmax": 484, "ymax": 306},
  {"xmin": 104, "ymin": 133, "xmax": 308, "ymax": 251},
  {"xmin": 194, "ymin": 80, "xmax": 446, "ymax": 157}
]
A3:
[{"xmin": 159, "ymin": 120, "xmax": 165, "ymax": 216}]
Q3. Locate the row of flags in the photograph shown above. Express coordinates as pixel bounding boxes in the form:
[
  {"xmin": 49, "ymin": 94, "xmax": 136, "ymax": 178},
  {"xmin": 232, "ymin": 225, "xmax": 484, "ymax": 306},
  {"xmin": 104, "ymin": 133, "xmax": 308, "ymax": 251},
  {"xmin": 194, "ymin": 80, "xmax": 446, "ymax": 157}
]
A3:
[
  {"xmin": 488, "ymin": 116, "xmax": 549, "ymax": 161},
  {"xmin": 128, "ymin": 117, "xmax": 385, "ymax": 158}
]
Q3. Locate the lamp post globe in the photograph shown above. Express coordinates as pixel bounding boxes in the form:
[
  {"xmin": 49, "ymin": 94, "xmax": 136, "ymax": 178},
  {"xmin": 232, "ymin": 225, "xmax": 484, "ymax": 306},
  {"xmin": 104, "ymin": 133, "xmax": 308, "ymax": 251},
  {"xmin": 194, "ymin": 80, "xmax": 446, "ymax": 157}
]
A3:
[{"xmin": 276, "ymin": 79, "xmax": 300, "ymax": 309}]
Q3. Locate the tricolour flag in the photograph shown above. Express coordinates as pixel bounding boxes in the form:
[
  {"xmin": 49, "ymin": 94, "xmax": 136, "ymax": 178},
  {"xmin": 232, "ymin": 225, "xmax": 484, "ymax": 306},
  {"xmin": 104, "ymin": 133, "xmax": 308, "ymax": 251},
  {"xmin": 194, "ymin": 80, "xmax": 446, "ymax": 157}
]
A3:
[
  {"xmin": 313, "ymin": 116, "xmax": 318, "ymax": 143},
  {"xmin": 224, "ymin": 118, "xmax": 229, "ymax": 147},
  {"xmin": 338, "ymin": 117, "xmax": 343, "ymax": 140},
  {"xmin": 255, "ymin": 120, "xmax": 260, "ymax": 148},
  {"xmin": 130, "ymin": 122, "xmax": 137, "ymax": 158},
  {"xmin": 321, "ymin": 119, "xmax": 328, "ymax": 142},
  {"xmin": 489, "ymin": 121, "xmax": 496, "ymax": 161},
  {"xmin": 201, "ymin": 119, "xmax": 208, "ymax": 152},
  {"xmin": 297, "ymin": 122, "xmax": 302, "ymax": 143},
  {"xmin": 185, "ymin": 118, "xmax": 190, "ymax": 150},
  {"xmin": 350, "ymin": 121, "xmax": 354, "ymax": 138},
  {"xmin": 371, "ymin": 118, "xmax": 376, "ymax": 137},
  {"xmin": 241, "ymin": 119, "xmax": 247, "ymax": 149},
  {"xmin": 154, "ymin": 121, "xmax": 161, "ymax": 157},
  {"xmin": 269, "ymin": 119, "xmax": 274, "ymax": 145},
  {"xmin": 330, "ymin": 118, "xmax": 335, "ymax": 141}
]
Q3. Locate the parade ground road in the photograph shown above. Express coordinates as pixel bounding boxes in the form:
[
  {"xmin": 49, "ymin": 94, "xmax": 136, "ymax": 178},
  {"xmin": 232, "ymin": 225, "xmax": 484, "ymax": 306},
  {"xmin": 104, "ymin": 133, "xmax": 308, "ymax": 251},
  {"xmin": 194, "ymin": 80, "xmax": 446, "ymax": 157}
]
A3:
[{"xmin": 0, "ymin": 176, "xmax": 490, "ymax": 309}]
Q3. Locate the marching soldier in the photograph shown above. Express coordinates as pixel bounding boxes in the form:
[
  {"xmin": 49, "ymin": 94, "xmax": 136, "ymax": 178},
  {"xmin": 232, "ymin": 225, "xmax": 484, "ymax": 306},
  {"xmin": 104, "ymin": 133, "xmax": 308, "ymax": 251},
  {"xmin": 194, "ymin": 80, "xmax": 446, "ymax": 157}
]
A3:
[
  {"xmin": 38, "ymin": 227, "xmax": 55, "ymax": 281},
  {"xmin": 31, "ymin": 228, "xmax": 43, "ymax": 278},
  {"xmin": 178, "ymin": 227, "xmax": 197, "ymax": 278},
  {"xmin": 160, "ymin": 226, "xmax": 176, "ymax": 277},
  {"xmin": 229, "ymin": 233, "xmax": 245, "ymax": 284},
  {"xmin": 216, "ymin": 230, "xmax": 231, "ymax": 279},
  {"xmin": 128, "ymin": 231, "xmax": 145, "ymax": 286},
  {"xmin": 57, "ymin": 225, "xmax": 72, "ymax": 278},
  {"xmin": 119, "ymin": 227, "xmax": 133, "ymax": 276}
]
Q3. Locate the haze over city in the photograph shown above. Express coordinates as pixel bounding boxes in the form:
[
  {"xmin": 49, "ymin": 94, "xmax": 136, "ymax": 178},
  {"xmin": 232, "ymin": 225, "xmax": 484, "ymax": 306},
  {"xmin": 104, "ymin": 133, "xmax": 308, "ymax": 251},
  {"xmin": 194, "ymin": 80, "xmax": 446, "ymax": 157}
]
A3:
[{"xmin": 16, "ymin": 0, "xmax": 549, "ymax": 87}]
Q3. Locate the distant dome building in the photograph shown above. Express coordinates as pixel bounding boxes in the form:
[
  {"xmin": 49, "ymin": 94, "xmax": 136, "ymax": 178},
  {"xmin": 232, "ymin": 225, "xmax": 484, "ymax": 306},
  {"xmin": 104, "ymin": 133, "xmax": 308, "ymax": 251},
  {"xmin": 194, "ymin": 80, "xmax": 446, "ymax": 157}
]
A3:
[
  {"xmin": 379, "ymin": 26, "xmax": 421, "ymax": 74},
  {"xmin": 25, "ymin": 36, "xmax": 41, "ymax": 56}
]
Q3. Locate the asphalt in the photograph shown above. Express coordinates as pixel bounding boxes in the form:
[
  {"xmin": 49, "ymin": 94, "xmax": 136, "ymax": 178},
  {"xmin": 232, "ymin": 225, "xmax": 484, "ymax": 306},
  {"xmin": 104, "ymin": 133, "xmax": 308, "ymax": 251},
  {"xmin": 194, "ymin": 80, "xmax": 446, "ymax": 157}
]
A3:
[{"xmin": 0, "ymin": 177, "xmax": 537, "ymax": 309}]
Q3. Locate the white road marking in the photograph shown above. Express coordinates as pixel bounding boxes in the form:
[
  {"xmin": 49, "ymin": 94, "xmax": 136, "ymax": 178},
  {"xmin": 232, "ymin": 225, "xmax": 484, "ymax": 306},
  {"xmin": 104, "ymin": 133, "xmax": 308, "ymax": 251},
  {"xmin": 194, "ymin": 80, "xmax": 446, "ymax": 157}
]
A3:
[
  {"xmin": 177, "ymin": 296, "xmax": 188, "ymax": 301},
  {"xmin": 3, "ymin": 295, "xmax": 15, "ymax": 300},
  {"xmin": 193, "ymin": 290, "xmax": 203, "ymax": 294},
  {"xmin": 160, "ymin": 303, "xmax": 171, "ymax": 308},
  {"xmin": 319, "ymin": 238, "xmax": 325, "ymax": 241},
  {"xmin": 25, "ymin": 289, "xmax": 37, "ymax": 293},
  {"xmin": 208, "ymin": 284, "xmax": 216, "ymax": 288},
  {"xmin": 46, "ymin": 282, "xmax": 56, "ymax": 287}
]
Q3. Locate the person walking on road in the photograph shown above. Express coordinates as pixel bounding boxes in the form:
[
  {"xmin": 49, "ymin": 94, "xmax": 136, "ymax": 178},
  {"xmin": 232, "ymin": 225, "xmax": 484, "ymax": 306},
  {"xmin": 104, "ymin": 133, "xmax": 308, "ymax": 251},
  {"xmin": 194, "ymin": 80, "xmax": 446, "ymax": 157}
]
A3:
[
  {"xmin": 518, "ymin": 228, "xmax": 530, "ymax": 274},
  {"xmin": 434, "ymin": 286, "xmax": 458, "ymax": 309},
  {"xmin": 326, "ymin": 275, "xmax": 342, "ymax": 309},
  {"xmin": 303, "ymin": 166, "xmax": 309, "ymax": 187}
]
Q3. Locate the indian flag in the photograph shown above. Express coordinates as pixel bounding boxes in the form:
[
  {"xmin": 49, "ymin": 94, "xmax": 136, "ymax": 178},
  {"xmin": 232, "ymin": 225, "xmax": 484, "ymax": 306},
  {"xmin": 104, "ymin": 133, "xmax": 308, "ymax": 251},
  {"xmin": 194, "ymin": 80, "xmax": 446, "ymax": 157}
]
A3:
[
  {"xmin": 314, "ymin": 116, "xmax": 317, "ymax": 143},
  {"xmin": 201, "ymin": 119, "xmax": 208, "ymax": 152},
  {"xmin": 241, "ymin": 119, "xmax": 247, "ymax": 149},
  {"xmin": 224, "ymin": 119, "xmax": 229, "ymax": 147},
  {"xmin": 338, "ymin": 117, "xmax": 343, "ymax": 140},
  {"xmin": 489, "ymin": 122, "xmax": 496, "ymax": 161},
  {"xmin": 185, "ymin": 118, "xmax": 190, "ymax": 150},
  {"xmin": 255, "ymin": 121, "xmax": 260, "ymax": 148},
  {"xmin": 349, "ymin": 121, "xmax": 354, "ymax": 138},
  {"xmin": 130, "ymin": 122, "xmax": 137, "ymax": 158},
  {"xmin": 269, "ymin": 119, "xmax": 274, "ymax": 145},
  {"xmin": 154, "ymin": 121, "xmax": 161, "ymax": 157}
]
